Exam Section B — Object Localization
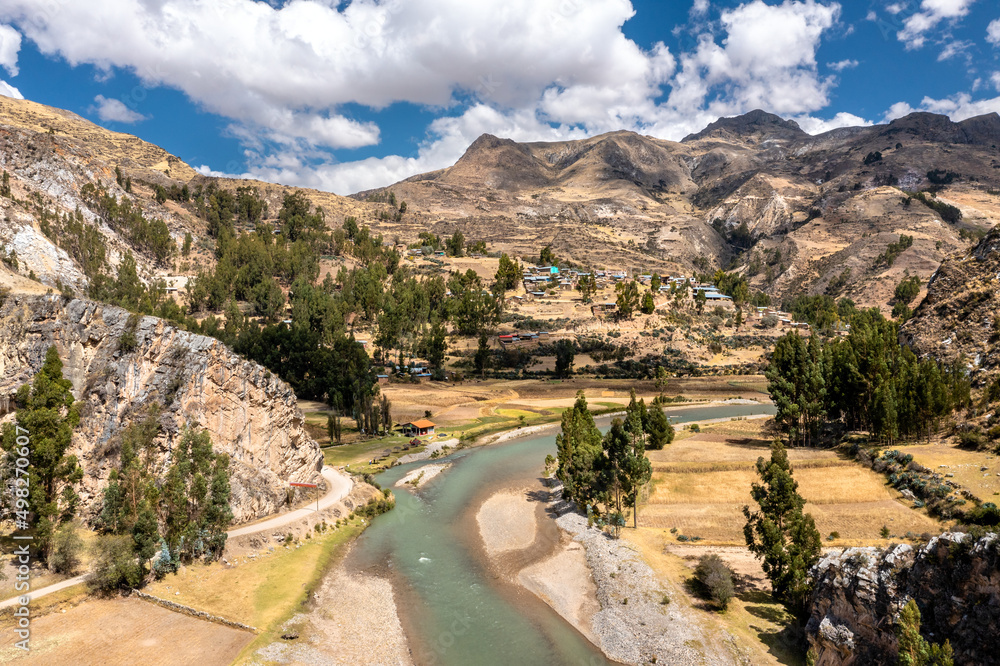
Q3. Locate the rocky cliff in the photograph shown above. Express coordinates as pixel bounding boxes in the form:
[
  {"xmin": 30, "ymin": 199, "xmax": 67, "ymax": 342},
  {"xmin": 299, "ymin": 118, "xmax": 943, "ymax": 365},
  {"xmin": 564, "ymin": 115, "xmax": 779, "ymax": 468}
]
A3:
[
  {"xmin": 0, "ymin": 293, "xmax": 323, "ymax": 524},
  {"xmin": 806, "ymin": 533, "xmax": 1000, "ymax": 665},
  {"xmin": 902, "ymin": 225, "xmax": 1000, "ymax": 382}
]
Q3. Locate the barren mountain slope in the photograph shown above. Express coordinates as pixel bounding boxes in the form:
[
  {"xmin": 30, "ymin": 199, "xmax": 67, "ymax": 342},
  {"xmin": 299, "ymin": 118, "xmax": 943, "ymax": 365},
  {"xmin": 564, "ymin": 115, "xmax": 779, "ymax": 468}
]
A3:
[
  {"xmin": 2, "ymin": 95, "xmax": 1000, "ymax": 314},
  {"xmin": 901, "ymin": 225, "xmax": 1000, "ymax": 382},
  {"xmin": 372, "ymin": 110, "xmax": 1000, "ymax": 310}
]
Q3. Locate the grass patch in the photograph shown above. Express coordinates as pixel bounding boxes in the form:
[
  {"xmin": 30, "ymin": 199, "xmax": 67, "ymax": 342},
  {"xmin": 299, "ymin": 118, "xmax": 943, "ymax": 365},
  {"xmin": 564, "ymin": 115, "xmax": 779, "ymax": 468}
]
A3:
[
  {"xmin": 0, "ymin": 582, "xmax": 88, "ymax": 625},
  {"xmin": 322, "ymin": 436, "xmax": 413, "ymax": 467},
  {"xmin": 146, "ymin": 520, "xmax": 365, "ymax": 631}
]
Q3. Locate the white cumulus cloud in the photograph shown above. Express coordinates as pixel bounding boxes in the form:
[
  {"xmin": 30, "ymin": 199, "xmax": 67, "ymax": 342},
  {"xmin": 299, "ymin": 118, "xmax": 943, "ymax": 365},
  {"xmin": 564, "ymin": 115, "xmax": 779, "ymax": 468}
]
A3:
[
  {"xmin": 827, "ymin": 59, "xmax": 858, "ymax": 71},
  {"xmin": 0, "ymin": 79, "xmax": 22, "ymax": 99},
  {"xmin": 897, "ymin": 0, "xmax": 976, "ymax": 50},
  {"xmin": 988, "ymin": 18, "xmax": 1000, "ymax": 45},
  {"xmin": 90, "ymin": 95, "xmax": 148, "ymax": 123},
  {"xmin": 0, "ymin": 23, "xmax": 21, "ymax": 76},
  {"xmin": 883, "ymin": 92, "xmax": 1000, "ymax": 122},
  {"xmin": 0, "ymin": 0, "xmax": 857, "ymax": 194}
]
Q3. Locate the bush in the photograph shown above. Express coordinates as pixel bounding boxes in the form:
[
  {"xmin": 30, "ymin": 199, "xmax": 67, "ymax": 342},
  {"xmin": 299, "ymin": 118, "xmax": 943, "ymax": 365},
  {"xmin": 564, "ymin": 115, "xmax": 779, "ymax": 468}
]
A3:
[
  {"xmin": 957, "ymin": 427, "xmax": 986, "ymax": 450},
  {"xmin": 90, "ymin": 535, "xmax": 142, "ymax": 593},
  {"xmin": 49, "ymin": 524, "xmax": 84, "ymax": 574},
  {"xmin": 694, "ymin": 554, "xmax": 735, "ymax": 609}
]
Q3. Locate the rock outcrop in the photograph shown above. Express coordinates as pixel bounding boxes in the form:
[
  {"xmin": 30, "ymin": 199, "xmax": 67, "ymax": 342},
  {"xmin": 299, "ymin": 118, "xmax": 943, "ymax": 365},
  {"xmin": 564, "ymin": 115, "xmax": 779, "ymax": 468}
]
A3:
[
  {"xmin": 806, "ymin": 533, "xmax": 1000, "ymax": 665},
  {"xmin": 0, "ymin": 293, "xmax": 323, "ymax": 524},
  {"xmin": 902, "ymin": 226, "xmax": 1000, "ymax": 381}
]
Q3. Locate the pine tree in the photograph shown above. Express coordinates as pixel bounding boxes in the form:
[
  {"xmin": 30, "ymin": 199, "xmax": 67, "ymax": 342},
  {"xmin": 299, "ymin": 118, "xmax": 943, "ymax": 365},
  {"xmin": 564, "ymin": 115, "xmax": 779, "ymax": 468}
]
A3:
[
  {"xmin": 896, "ymin": 599, "xmax": 954, "ymax": 666},
  {"xmin": 640, "ymin": 292, "xmax": 655, "ymax": 315},
  {"xmin": 555, "ymin": 393, "xmax": 605, "ymax": 509},
  {"xmin": 1, "ymin": 346, "xmax": 82, "ymax": 558},
  {"xmin": 743, "ymin": 440, "xmax": 822, "ymax": 611},
  {"xmin": 494, "ymin": 253, "xmax": 520, "ymax": 291},
  {"xmin": 620, "ymin": 410, "xmax": 652, "ymax": 529},
  {"xmin": 645, "ymin": 402, "xmax": 674, "ymax": 450},
  {"xmin": 600, "ymin": 419, "xmax": 630, "ymax": 537},
  {"xmin": 615, "ymin": 280, "xmax": 640, "ymax": 318}
]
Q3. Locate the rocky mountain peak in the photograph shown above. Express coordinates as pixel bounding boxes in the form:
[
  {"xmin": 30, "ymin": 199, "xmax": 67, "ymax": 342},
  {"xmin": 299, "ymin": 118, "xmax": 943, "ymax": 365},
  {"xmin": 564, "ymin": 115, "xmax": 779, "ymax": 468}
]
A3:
[{"xmin": 682, "ymin": 109, "xmax": 806, "ymax": 143}]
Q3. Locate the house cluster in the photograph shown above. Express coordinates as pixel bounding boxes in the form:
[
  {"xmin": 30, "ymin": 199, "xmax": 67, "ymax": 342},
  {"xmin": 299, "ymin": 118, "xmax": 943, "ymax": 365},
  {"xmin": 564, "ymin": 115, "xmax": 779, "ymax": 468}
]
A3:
[
  {"xmin": 752, "ymin": 307, "xmax": 816, "ymax": 333},
  {"xmin": 498, "ymin": 331, "xmax": 551, "ymax": 347}
]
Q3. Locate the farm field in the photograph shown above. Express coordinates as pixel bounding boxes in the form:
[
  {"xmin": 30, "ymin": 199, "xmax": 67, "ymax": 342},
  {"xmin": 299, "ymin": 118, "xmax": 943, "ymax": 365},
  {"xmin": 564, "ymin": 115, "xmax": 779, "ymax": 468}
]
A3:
[
  {"xmin": 0, "ymin": 597, "xmax": 252, "ymax": 665},
  {"xmin": 639, "ymin": 419, "xmax": 944, "ymax": 545}
]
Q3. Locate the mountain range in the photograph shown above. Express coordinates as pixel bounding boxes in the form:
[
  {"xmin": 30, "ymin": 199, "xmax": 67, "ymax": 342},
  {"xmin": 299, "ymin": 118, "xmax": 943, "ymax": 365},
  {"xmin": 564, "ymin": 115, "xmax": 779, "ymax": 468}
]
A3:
[{"xmin": 1, "ymin": 96, "xmax": 999, "ymax": 316}]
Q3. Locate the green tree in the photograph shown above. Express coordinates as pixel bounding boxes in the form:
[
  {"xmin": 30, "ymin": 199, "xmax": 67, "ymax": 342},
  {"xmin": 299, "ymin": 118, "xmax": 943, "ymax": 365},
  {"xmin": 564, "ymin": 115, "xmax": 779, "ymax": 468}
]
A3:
[
  {"xmin": 554, "ymin": 339, "xmax": 575, "ymax": 378},
  {"xmin": 615, "ymin": 280, "xmax": 640, "ymax": 319},
  {"xmin": 600, "ymin": 419, "xmax": 630, "ymax": 536},
  {"xmin": 765, "ymin": 333, "xmax": 826, "ymax": 446},
  {"xmin": 694, "ymin": 554, "xmax": 735, "ymax": 609},
  {"xmin": 645, "ymin": 403, "xmax": 674, "ymax": 450},
  {"xmin": 49, "ymin": 524, "xmax": 84, "ymax": 574},
  {"xmin": 650, "ymin": 273, "xmax": 662, "ymax": 293},
  {"xmin": 424, "ymin": 320, "xmax": 448, "ymax": 368},
  {"xmin": 894, "ymin": 275, "xmax": 921, "ymax": 306},
  {"xmin": 742, "ymin": 440, "xmax": 822, "ymax": 611},
  {"xmin": 495, "ymin": 253, "xmax": 521, "ymax": 291},
  {"xmin": 896, "ymin": 599, "xmax": 954, "ymax": 666},
  {"xmin": 89, "ymin": 534, "xmax": 142, "ymax": 593},
  {"xmin": 695, "ymin": 288, "xmax": 707, "ymax": 313},
  {"xmin": 640, "ymin": 292, "xmax": 655, "ymax": 315},
  {"xmin": 654, "ymin": 366, "xmax": 669, "ymax": 396},
  {"xmin": 1, "ymin": 346, "xmax": 82, "ymax": 558},
  {"xmin": 473, "ymin": 334, "xmax": 491, "ymax": 379},
  {"xmin": 618, "ymin": 412, "xmax": 653, "ymax": 529},
  {"xmin": 446, "ymin": 231, "xmax": 465, "ymax": 257},
  {"xmin": 539, "ymin": 245, "xmax": 556, "ymax": 266},
  {"xmin": 577, "ymin": 271, "xmax": 598, "ymax": 303},
  {"xmin": 555, "ymin": 393, "xmax": 605, "ymax": 509}
]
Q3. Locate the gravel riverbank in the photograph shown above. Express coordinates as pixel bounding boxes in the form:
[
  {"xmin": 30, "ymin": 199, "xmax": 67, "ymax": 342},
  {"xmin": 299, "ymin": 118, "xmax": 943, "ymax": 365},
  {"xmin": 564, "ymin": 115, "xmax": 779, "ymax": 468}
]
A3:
[{"xmin": 548, "ymin": 494, "xmax": 737, "ymax": 665}]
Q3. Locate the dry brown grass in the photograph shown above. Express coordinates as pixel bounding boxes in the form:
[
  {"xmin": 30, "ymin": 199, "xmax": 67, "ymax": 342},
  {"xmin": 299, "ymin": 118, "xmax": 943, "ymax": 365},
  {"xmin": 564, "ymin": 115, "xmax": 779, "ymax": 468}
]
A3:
[
  {"xmin": 0, "ymin": 597, "xmax": 252, "ymax": 665},
  {"xmin": 639, "ymin": 421, "xmax": 945, "ymax": 545},
  {"xmin": 897, "ymin": 442, "xmax": 1000, "ymax": 499}
]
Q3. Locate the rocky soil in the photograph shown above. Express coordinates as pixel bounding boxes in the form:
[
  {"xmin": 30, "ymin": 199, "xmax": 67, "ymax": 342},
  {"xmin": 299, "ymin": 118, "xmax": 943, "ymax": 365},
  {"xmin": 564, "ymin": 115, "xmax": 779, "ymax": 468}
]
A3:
[
  {"xmin": 902, "ymin": 225, "xmax": 1000, "ymax": 382},
  {"xmin": 0, "ymin": 293, "xmax": 322, "ymax": 524}
]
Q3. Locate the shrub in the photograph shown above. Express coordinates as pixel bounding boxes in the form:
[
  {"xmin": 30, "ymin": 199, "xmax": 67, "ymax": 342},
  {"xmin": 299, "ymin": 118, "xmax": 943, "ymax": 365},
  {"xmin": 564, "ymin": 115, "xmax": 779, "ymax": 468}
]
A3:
[
  {"xmin": 49, "ymin": 524, "xmax": 84, "ymax": 574},
  {"xmin": 90, "ymin": 535, "xmax": 142, "ymax": 593},
  {"xmin": 957, "ymin": 428, "xmax": 986, "ymax": 450},
  {"xmin": 118, "ymin": 314, "xmax": 140, "ymax": 353},
  {"xmin": 694, "ymin": 554, "xmax": 735, "ymax": 609}
]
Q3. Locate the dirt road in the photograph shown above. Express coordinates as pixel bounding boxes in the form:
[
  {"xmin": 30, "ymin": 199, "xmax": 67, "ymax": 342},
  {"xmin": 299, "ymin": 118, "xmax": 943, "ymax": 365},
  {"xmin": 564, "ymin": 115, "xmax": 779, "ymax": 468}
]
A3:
[{"xmin": 0, "ymin": 466, "xmax": 352, "ymax": 610}]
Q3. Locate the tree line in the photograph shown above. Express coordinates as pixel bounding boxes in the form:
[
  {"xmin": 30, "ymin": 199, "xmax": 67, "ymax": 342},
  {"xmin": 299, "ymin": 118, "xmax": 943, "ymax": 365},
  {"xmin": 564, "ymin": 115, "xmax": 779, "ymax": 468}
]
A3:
[
  {"xmin": 555, "ymin": 391, "xmax": 673, "ymax": 535},
  {"xmin": 766, "ymin": 309, "xmax": 970, "ymax": 446}
]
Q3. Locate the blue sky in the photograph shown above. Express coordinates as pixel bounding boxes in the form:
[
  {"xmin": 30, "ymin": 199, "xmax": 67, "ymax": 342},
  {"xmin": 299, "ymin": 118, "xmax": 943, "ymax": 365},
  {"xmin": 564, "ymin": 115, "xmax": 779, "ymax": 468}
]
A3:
[{"xmin": 0, "ymin": 0, "xmax": 997, "ymax": 194}]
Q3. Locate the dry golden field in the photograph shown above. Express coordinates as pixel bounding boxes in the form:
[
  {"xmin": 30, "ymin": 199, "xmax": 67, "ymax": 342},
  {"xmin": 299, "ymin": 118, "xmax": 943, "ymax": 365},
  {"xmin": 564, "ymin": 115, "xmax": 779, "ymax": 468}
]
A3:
[
  {"xmin": 0, "ymin": 597, "xmax": 252, "ymax": 665},
  {"xmin": 895, "ymin": 442, "xmax": 1000, "ymax": 500},
  {"xmin": 639, "ymin": 420, "xmax": 944, "ymax": 545}
]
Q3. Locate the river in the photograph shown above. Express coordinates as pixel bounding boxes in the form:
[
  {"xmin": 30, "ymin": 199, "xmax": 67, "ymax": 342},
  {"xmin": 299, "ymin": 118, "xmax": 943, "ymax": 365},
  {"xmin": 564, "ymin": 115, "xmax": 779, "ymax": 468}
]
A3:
[{"xmin": 346, "ymin": 402, "xmax": 776, "ymax": 665}]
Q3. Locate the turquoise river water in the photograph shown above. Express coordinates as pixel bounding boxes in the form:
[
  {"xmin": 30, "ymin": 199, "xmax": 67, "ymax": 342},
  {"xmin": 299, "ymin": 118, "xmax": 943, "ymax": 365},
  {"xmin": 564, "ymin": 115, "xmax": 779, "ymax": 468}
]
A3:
[{"xmin": 346, "ymin": 403, "xmax": 776, "ymax": 666}]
